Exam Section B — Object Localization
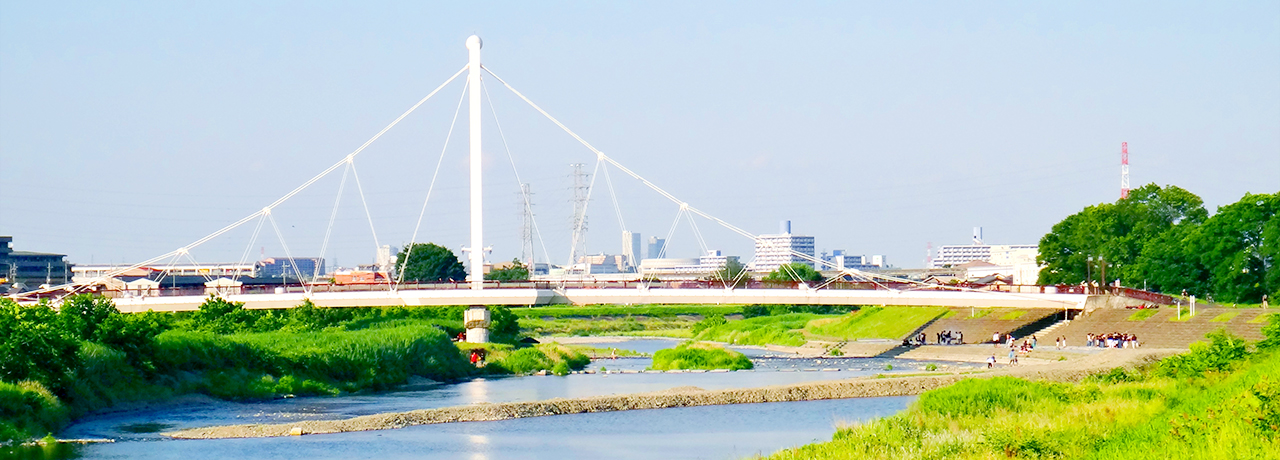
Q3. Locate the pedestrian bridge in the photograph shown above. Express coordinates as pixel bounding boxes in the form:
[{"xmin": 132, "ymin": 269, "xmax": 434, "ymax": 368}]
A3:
[{"xmin": 108, "ymin": 286, "xmax": 1105, "ymax": 313}]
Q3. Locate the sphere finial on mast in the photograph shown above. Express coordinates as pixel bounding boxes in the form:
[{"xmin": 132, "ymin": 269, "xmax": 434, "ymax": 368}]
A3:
[{"xmin": 466, "ymin": 35, "xmax": 482, "ymax": 51}]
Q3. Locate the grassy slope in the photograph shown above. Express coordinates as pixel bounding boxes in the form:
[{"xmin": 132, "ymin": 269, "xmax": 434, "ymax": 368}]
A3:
[
  {"xmin": 763, "ymin": 349, "xmax": 1280, "ymax": 460},
  {"xmin": 807, "ymin": 307, "xmax": 949, "ymax": 341},
  {"xmin": 693, "ymin": 313, "xmax": 829, "ymax": 346}
]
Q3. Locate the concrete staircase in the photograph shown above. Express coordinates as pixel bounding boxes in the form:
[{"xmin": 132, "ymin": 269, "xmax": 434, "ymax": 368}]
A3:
[
  {"xmin": 1052, "ymin": 307, "xmax": 1271, "ymax": 348},
  {"xmin": 917, "ymin": 308, "xmax": 1058, "ymax": 345}
]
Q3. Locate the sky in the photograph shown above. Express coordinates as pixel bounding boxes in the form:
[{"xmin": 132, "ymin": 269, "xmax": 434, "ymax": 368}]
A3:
[{"xmin": 2, "ymin": 1, "xmax": 1277, "ymax": 272}]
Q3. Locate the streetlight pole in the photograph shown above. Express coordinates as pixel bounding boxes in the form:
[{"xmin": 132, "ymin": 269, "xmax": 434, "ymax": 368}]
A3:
[{"xmin": 1086, "ymin": 256, "xmax": 1093, "ymax": 294}]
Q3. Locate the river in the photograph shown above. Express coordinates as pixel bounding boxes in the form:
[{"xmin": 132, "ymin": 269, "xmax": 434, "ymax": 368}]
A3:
[{"xmin": 41, "ymin": 339, "xmax": 977, "ymax": 459}]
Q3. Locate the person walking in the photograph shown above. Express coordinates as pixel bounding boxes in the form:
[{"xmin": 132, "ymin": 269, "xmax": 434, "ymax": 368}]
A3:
[{"xmin": 1008, "ymin": 347, "xmax": 1018, "ymax": 365}]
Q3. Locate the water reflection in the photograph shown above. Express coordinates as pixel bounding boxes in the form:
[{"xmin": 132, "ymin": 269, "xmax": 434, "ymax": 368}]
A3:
[
  {"xmin": 466, "ymin": 433, "xmax": 490, "ymax": 460},
  {"xmin": 464, "ymin": 378, "xmax": 491, "ymax": 405}
]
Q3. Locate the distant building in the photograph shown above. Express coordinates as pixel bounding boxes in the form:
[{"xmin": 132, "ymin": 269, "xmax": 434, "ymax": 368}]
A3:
[
  {"xmin": 72, "ymin": 263, "xmax": 258, "ymax": 283},
  {"xmin": 376, "ymin": 245, "xmax": 398, "ymax": 274},
  {"xmin": 931, "ymin": 244, "xmax": 1037, "ymax": 269},
  {"xmin": 931, "ymin": 228, "xmax": 1040, "ymax": 283},
  {"xmin": 751, "ymin": 220, "xmax": 815, "ymax": 272},
  {"xmin": 1, "ymin": 236, "xmax": 72, "ymax": 291},
  {"xmin": 622, "ymin": 231, "xmax": 642, "ymax": 269},
  {"xmin": 570, "ymin": 254, "xmax": 628, "ymax": 275},
  {"xmin": 259, "ymin": 257, "xmax": 326, "ymax": 280},
  {"xmin": 820, "ymin": 250, "xmax": 887, "ymax": 271},
  {"xmin": 647, "ymin": 236, "xmax": 667, "ymax": 259}
]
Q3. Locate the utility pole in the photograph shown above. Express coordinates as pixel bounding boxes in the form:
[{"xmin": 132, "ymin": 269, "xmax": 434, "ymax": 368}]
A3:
[
  {"xmin": 1100, "ymin": 256, "xmax": 1107, "ymax": 294},
  {"xmin": 518, "ymin": 183, "xmax": 535, "ymax": 268},
  {"xmin": 568, "ymin": 163, "xmax": 590, "ymax": 265}
]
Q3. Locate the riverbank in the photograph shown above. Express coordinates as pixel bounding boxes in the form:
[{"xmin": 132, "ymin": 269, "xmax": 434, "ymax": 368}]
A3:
[{"xmin": 167, "ymin": 348, "xmax": 1173, "ymax": 439}]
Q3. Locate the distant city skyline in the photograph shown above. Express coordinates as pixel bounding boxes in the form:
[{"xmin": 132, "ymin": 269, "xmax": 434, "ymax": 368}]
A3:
[{"xmin": 2, "ymin": 2, "xmax": 1276, "ymax": 270}]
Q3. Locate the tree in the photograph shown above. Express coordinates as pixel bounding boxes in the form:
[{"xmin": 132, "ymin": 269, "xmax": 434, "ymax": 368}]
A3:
[
  {"xmin": 1037, "ymin": 183, "xmax": 1207, "ymax": 286},
  {"xmin": 1188, "ymin": 192, "xmax": 1279, "ymax": 303},
  {"xmin": 396, "ymin": 243, "xmax": 466, "ymax": 283},
  {"xmin": 485, "ymin": 259, "xmax": 529, "ymax": 281},
  {"xmin": 707, "ymin": 258, "xmax": 751, "ymax": 287},
  {"xmin": 762, "ymin": 263, "xmax": 823, "ymax": 283}
]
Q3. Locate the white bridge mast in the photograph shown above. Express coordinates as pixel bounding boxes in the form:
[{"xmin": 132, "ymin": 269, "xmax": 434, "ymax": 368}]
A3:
[{"xmin": 464, "ymin": 35, "xmax": 490, "ymax": 343}]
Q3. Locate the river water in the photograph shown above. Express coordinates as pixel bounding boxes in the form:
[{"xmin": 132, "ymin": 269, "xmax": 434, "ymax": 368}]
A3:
[{"xmin": 43, "ymin": 339, "xmax": 977, "ymax": 460}]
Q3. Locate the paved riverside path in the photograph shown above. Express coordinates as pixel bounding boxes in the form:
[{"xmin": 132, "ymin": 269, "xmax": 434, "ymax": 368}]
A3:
[{"xmin": 167, "ymin": 349, "xmax": 1174, "ymax": 439}]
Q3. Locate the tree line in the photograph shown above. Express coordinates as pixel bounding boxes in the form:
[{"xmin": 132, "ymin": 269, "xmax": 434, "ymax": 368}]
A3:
[{"xmin": 1037, "ymin": 184, "xmax": 1278, "ymax": 303}]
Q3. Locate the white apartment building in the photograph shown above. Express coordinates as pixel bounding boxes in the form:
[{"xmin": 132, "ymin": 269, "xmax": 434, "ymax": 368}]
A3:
[
  {"xmin": 931, "ymin": 244, "xmax": 1037, "ymax": 269},
  {"xmin": 751, "ymin": 221, "xmax": 816, "ymax": 272}
]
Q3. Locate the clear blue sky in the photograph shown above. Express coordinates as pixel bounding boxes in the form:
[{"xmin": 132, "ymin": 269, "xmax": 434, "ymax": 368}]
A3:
[{"xmin": 2, "ymin": 1, "xmax": 1277, "ymax": 270}]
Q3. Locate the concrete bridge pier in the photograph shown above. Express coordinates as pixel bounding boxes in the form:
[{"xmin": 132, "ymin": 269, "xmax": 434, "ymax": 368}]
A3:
[{"xmin": 464, "ymin": 306, "xmax": 490, "ymax": 343}]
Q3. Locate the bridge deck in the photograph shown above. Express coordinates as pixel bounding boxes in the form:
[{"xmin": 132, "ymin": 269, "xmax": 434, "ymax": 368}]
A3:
[{"xmin": 109, "ymin": 288, "xmax": 1091, "ymax": 313}]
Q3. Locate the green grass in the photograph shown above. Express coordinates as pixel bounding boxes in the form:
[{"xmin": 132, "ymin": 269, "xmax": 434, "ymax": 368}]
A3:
[
  {"xmin": 650, "ymin": 342, "xmax": 752, "ymax": 371},
  {"xmin": 1250, "ymin": 313, "xmax": 1276, "ymax": 324},
  {"xmin": 518, "ymin": 316, "xmax": 694, "ymax": 336},
  {"xmin": 150, "ymin": 321, "xmax": 473, "ymax": 399},
  {"xmin": 616, "ymin": 329, "xmax": 695, "ymax": 338},
  {"xmin": 692, "ymin": 313, "xmax": 830, "ymax": 346},
  {"xmin": 939, "ymin": 309, "xmax": 958, "ymax": 319},
  {"xmin": 1128, "ymin": 309, "xmax": 1161, "ymax": 321},
  {"xmin": 966, "ymin": 309, "xmax": 993, "ymax": 319},
  {"xmin": 806, "ymin": 307, "xmax": 949, "ymax": 340},
  {"xmin": 509, "ymin": 305, "xmax": 745, "ymax": 319},
  {"xmin": 1169, "ymin": 310, "xmax": 1199, "ymax": 322},
  {"xmin": 997, "ymin": 311, "xmax": 1026, "ymax": 320},
  {"xmin": 761, "ymin": 324, "xmax": 1280, "ymax": 460},
  {"xmin": 1210, "ymin": 312, "xmax": 1240, "ymax": 322}
]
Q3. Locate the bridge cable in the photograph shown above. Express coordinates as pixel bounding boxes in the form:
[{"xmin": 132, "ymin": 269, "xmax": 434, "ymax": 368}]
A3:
[
  {"xmin": 315, "ymin": 163, "xmax": 352, "ymax": 281},
  {"xmin": 600, "ymin": 163, "xmax": 628, "ymax": 241},
  {"xmin": 233, "ymin": 213, "xmax": 268, "ymax": 285},
  {"xmin": 397, "ymin": 79, "xmax": 470, "ymax": 286},
  {"xmin": 480, "ymin": 80, "xmax": 554, "ymax": 269},
  {"xmin": 266, "ymin": 212, "xmax": 309, "ymax": 295},
  {"xmin": 483, "ymin": 65, "xmax": 763, "ymax": 244},
  {"xmin": 36, "ymin": 65, "xmax": 469, "ymax": 298},
  {"xmin": 347, "ymin": 160, "xmax": 385, "ymax": 290}
]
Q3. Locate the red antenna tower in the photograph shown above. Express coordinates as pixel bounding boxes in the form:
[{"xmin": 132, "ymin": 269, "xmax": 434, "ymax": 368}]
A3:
[{"xmin": 1120, "ymin": 142, "xmax": 1130, "ymax": 199}]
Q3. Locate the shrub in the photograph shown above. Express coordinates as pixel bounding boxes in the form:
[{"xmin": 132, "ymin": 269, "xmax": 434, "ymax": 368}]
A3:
[
  {"xmin": 1159, "ymin": 329, "xmax": 1251, "ymax": 378},
  {"xmin": 1259, "ymin": 313, "xmax": 1280, "ymax": 350},
  {"xmin": 93, "ymin": 310, "xmax": 171, "ymax": 369},
  {"xmin": 57, "ymin": 294, "xmax": 118, "ymax": 341},
  {"xmin": 691, "ymin": 314, "xmax": 727, "ymax": 335},
  {"xmin": 0, "ymin": 380, "xmax": 67, "ymax": 442},
  {"xmin": 651, "ymin": 342, "xmax": 752, "ymax": 371},
  {"xmin": 0, "ymin": 299, "xmax": 79, "ymax": 393},
  {"xmin": 187, "ymin": 296, "xmax": 260, "ymax": 334}
]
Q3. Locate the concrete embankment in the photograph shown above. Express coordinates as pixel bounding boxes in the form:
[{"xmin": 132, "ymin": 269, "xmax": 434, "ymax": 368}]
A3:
[{"xmin": 167, "ymin": 349, "xmax": 1174, "ymax": 440}]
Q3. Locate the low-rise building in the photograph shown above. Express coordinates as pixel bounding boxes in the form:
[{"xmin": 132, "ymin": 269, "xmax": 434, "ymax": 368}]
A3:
[{"xmin": 1, "ymin": 236, "xmax": 72, "ymax": 291}]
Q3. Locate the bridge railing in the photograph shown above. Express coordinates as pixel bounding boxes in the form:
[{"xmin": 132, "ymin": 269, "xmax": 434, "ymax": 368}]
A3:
[{"xmin": 23, "ymin": 279, "xmax": 1175, "ymax": 306}]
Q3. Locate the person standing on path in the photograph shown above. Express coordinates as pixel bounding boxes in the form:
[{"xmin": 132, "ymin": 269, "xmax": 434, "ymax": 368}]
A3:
[{"xmin": 1008, "ymin": 347, "xmax": 1018, "ymax": 365}]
